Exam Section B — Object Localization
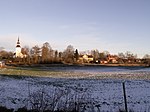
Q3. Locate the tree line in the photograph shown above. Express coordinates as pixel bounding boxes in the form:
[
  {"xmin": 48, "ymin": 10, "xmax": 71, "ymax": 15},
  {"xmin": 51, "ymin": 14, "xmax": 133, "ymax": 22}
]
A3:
[
  {"xmin": 0, "ymin": 42, "xmax": 150, "ymax": 65},
  {"xmin": 0, "ymin": 42, "xmax": 77, "ymax": 65}
]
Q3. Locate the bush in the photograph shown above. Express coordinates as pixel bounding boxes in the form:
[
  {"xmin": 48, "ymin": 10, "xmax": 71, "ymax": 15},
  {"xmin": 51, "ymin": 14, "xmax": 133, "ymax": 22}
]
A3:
[
  {"xmin": 15, "ymin": 107, "xmax": 28, "ymax": 112},
  {"xmin": 0, "ymin": 106, "xmax": 13, "ymax": 112}
]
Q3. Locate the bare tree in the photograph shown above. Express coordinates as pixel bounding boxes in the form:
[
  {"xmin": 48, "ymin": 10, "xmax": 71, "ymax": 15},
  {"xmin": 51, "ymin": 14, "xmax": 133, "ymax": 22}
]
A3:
[
  {"xmin": 41, "ymin": 42, "xmax": 52, "ymax": 63},
  {"xmin": 0, "ymin": 47, "xmax": 4, "ymax": 51},
  {"xmin": 30, "ymin": 45, "xmax": 41, "ymax": 64},
  {"xmin": 54, "ymin": 50, "xmax": 58, "ymax": 63},
  {"xmin": 58, "ymin": 52, "xmax": 63, "ymax": 62},
  {"xmin": 143, "ymin": 54, "xmax": 150, "ymax": 59},
  {"xmin": 103, "ymin": 51, "xmax": 110, "ymax": 56},
  {"xmin": 118, "ymin": 52, "xmax": 126, "ymax": 64},
  {"xmin": 143, "ymin": 54, "xmax": 150, "ymax": 65},
  {"xmin": 125, "ymin": 51, "xmax": 137, "ymax": 59},
  {"xmin": 63, "ymin": 45, "xmax": 74, "ymax": 63},
  {"xmin": 0, "ymin": 49, "xmax": 13, "ymax": 61},
  {"xmin": 118, "ymin": 52, "xmax": 125, "ymax": 59},
  {"xmin": 99, "ymin": 52, "xmax": 106, "ymax": 59},
  {"xmin": 125, "ymin": 51, "xmax": 137, "ymax": 64},
  {"xmin": 91, "ymin": 49, "xmax": 99, "ymax": 63},
  {"xmin": 21, "ymin": 46, "xmax": 30, "ymax": 64}
]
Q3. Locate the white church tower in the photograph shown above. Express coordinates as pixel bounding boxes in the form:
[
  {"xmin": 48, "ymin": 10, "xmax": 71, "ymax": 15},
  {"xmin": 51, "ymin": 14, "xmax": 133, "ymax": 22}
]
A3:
[{"xmin": 15, "ymin": 37, "xmax": 23, "ymax": 58}]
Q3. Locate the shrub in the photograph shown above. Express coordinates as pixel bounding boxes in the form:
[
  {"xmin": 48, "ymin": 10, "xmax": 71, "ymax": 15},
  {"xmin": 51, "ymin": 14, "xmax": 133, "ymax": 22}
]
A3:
[{"xmin": 0, "ymin": 106, "xmax": 14, "ymax": 112}]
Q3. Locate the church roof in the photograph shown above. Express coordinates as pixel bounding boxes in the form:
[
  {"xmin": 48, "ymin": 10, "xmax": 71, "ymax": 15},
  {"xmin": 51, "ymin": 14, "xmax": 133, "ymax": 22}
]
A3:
[
  {"xmin": 17, "ymin": 37, "xmax": 20, "ymax": 44},
  {"xmin": 16, "ymin": 45, "xmax": 21, "ymax": 47},
  {"xmin": 16, "ymin": 37, "xmax": 21, "ymax": 47},
  {"xmin": 17, "ymin": 41, "xmax": 20, "ymax": 44}
]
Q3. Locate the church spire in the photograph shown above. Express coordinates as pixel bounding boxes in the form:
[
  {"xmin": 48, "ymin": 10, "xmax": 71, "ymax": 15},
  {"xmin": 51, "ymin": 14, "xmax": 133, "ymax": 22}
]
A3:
[
  {"xmin": 15, "ymin": 37, "xmax": 23, "ymax": 58},
  {"xmin": 16, "ymin": 37, "xmax": 21, "ymax": 47},
  {"xmin": 17, "ymin": 37, "xmax": 20, "ymax": 44}
]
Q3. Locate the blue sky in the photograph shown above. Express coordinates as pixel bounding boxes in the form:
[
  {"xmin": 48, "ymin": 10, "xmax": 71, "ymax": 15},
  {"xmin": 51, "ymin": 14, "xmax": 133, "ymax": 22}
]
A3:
[{"xmin": 0, "ymin": 0, "xmax": 150, "ymax": 57}]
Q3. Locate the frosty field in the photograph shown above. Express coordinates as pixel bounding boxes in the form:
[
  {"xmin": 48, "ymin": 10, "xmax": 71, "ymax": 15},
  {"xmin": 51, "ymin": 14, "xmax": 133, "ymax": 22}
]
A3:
[{"xmin": 0, "ymin": 66, "xmax": 150, "ymax": 112}]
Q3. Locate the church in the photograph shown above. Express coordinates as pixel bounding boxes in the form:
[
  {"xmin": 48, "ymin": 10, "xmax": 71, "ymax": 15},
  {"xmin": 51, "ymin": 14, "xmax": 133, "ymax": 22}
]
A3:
[{"xmin": 14, "ymin": 37, "xmax": 23, "ymax": 58}]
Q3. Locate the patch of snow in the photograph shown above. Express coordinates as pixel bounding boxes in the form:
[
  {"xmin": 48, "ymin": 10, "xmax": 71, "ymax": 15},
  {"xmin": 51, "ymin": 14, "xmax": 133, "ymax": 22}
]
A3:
[{"xmin": 0, "ymin": 75, "xmax": 150, "ymax": 111}]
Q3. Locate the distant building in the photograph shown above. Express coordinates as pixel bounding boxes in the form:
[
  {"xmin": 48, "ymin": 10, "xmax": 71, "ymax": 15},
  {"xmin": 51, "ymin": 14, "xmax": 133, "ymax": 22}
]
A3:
[
  {"xmin": 100, "ymin": 60, "xmax": 108, "ymax": 64},
  {"xmin": 14, "ymin": 37, "xmax": 23, "ymax": 58},
  {"xmin": 107, "ymin": 54, "xmax": 118, "ymax": 64},
  {"xmin": 0, "ymin": 61, "xmax": 5, "ymax": 68},
  {"xmin": 79, "ymin": 54, "xmax": 93, "ymax": 63}
]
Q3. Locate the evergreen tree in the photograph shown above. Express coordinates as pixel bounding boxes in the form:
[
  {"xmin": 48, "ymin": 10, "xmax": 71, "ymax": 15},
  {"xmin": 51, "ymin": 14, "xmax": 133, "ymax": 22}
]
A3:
[{"xmin": 74, "ymin": 49, "xmax": 79, "ymax": 62}]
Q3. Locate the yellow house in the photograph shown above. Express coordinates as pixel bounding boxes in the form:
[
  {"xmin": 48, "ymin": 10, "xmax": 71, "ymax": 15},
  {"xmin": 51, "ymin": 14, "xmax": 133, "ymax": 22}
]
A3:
[{"xmin": 79, "ymin": 54, "xmax": 93, "ymax": 63}]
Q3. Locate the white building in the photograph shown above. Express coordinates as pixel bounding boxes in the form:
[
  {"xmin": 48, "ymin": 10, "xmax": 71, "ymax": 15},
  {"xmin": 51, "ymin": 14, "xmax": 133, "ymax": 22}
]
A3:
[
  {"xmin": 0, "ymin": 61, "xmax": 5, "ymax": 68},
  {"xmin": 15, "ymin": 38, "xmax": 23, "ymax": 58}
]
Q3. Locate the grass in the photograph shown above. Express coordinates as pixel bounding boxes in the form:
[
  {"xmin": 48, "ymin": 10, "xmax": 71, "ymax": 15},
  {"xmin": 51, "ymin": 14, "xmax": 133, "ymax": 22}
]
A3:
[
  {"xmin": 0, "ymin": 68, "xmax": 84, "ymax": 78},
  {"xmin": 1, "ymin": 66, "xmax": 150, "ymax": 80},
  {"xmin": 0, "ymin": 68, "xmax": 66, "ymax": 77}
]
